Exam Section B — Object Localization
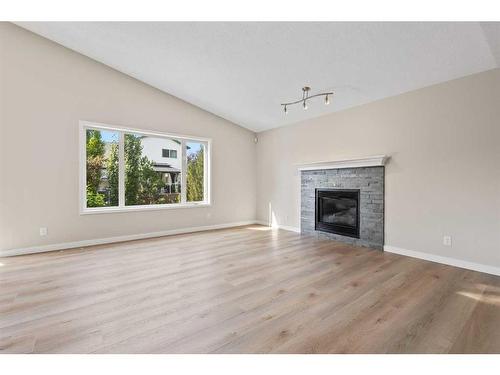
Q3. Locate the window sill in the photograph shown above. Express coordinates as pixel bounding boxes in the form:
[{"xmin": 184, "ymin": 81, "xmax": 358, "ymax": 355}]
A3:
[{"xmin": 80, "ymin": 202, "xmax": 211, "ymax": 215}]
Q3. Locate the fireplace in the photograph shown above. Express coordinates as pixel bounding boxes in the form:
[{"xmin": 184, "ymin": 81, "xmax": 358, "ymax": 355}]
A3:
[{"xmin": 315, "ymin": 189, "xmax": 360, "ymax": 238}]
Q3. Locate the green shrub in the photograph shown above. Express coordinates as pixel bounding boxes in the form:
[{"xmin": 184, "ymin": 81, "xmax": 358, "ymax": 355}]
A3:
[{"xmin": 86, "ymin": 186, "xmax": 106, "ymax": 207}]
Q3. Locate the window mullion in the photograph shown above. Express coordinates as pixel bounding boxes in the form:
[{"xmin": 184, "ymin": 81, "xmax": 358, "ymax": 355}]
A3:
[
  {"xmin": 81, "ymin": 125, "xmax": 87, "ymax": 211},
  {"xmin": 204, "ymin": 142, "xmax": 209, "ymax": 204},
  {"xmin": 181, "ymin": 139, "xmax": 187, "ymax": 204},
  {"xmin": 118, "ymin": 131, "xmax": 125, "ymax": 207}
]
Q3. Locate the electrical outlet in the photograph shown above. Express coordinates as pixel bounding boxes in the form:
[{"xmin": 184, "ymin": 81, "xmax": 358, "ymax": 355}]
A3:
[
  {"xmin": 39, "ymin": 227, "xmax": 48, "ymax": 236},
  {"xmin": 443, "ymin": 235, "xmax": 452, "ymax": 247}
]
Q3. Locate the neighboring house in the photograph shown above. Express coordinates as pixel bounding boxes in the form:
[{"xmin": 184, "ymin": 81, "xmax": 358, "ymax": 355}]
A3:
[
  {"xmin": 140, "ymin": 136, "xmax": 183, "ymax": 194},
  {"xmin": 97, "ymin": 142, "xmax": 113, "ymax": 197},
  {"xmin": 98, "ymin": 136, "xmax": 185, "ymax": 201}
]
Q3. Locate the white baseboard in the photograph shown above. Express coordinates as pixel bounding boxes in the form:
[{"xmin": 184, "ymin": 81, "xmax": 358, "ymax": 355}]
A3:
[
  {"xmin": 384, "ymin": 245, "xmax": 500, "ymax": 277},
  {"xmin": 255, "ymin": 220, "xmax": 300, "ymax": 233},
  {"xmin": 278, "ymin": 225, "xmax": 301, "ymax": 233},
  {"xmin": 9, "ymin": 224, "xmax": 496, "ymax": 278},
  {"xmin": 0, "ymin": 221, "xmax": 258, "ymax": 257},
  {"xmin": 255, "ymin": 220, "xmax": 269, "ymax": 226}
]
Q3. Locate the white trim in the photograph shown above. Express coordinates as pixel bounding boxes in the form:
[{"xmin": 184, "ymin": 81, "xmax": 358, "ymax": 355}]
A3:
[
  {"xmin": 180, "ymin": 139, "xmax": 187, "ymax": 204},
  {"xmin": 79, "ymin": 124, "xmax": 87, "ymax": 214},
  {"xmin": 384, "ymin": 245, "xmax": 500, "ymax": 277},
  {"xmin": 255, "ymin": 220, "xmax": 269, "ymax": 226},
  {"xmin": 0, "ymin": 221, "xmax": 258, "ymax": 257},
  {"xmin": 118, "ymin": 131, "xmax": 125, "ymax": 206},
  {"xmin": 81, "ymin": 202, "xmax": 211, "ymax": 215},
  {"xmin": 9, "ymin": 224, "xmax": 499, "ymax": 278},
  {"xmin": 297, "ymin": 155, "xmax": 389, "ymax": 171},
  {"xmin": 255, "ymin": 220, "xmax": 300, "ymax": 233},
  {"xmin": 298, "ymin": 180, "xmax": 302, "ymax": 233},
  {"xmin": 278, "ymin": 225, "xmax": 301, "ymax": 233},
  {"xmin": 80, "ymin": 120, "xmax": 212, "ymax": 143},
  {"xmin": 205, "ymin": 141, "xmax": 212, "ymax": 206}
]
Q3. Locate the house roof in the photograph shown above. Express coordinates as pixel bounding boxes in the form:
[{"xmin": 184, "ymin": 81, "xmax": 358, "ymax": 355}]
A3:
[{"xmin": 153, "ymin": 163, "xmax": 180, "ymax": 173}]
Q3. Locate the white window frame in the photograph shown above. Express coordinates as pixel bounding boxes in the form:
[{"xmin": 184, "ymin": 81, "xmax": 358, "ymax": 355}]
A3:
[{"xmin": 79, "ymin": 120, "xmax": 211, "ymax": 215}]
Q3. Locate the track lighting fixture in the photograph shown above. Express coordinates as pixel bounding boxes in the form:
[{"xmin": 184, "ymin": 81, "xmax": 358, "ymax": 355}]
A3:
[{"xmin": 281, "ymin": 86, "xmax": 333, "ymax": 114}]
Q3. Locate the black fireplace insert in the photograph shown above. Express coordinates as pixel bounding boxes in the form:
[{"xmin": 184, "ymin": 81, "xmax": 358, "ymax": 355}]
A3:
[{"xmin": 315, "ymin": 189, "xmax": 360, "ymax": 238}]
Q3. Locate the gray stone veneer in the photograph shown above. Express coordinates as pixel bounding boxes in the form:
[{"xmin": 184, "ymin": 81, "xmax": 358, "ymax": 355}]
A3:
[{"xmin": 301, "ymin": 167, "xmax": 384, "ymax": 249}]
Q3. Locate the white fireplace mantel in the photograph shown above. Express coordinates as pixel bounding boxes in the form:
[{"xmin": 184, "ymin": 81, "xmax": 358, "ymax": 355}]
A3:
[{"xmin": 297, "ymin": 155, "xmax": 389, "ymax": 171}]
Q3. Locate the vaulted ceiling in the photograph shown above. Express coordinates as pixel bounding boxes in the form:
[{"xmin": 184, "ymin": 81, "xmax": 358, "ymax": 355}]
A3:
[{"xmin": 16, "ymin": 22, "xmax": 500, "ymax": 132}]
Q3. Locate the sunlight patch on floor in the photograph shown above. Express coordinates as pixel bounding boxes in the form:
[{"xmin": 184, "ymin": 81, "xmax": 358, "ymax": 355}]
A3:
[
  {"xmin": 457, "ymin": 290, "xmax": 500, "ymax": 306},
  {"xmin": 246, "ymin": 225, "xmax": 273, "ymax": 231},
  {"xmin": 475, "ymin": 283, "xmax": 500, "ymax": 293}
]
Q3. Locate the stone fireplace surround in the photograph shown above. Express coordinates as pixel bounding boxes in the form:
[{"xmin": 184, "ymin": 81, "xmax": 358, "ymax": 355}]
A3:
[{"xmin": 299, "ymin": 156, "xmax": 388, "ymax": 250}]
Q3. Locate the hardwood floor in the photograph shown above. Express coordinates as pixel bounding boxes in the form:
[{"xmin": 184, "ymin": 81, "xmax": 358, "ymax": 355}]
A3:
[{"xmin": 1, "ymin": 225, "xmax": 499, "ymax": 354}]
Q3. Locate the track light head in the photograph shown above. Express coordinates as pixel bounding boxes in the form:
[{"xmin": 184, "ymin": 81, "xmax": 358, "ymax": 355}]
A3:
[{"xmin": 282, "ymin": 87, "xmax": 333, "ymax": 115}]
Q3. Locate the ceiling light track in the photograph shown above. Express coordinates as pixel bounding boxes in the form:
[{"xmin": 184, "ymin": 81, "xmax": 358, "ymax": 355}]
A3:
[{"xmin": 282, "ymin": 86, "xmax": 333, "ymax": 114}]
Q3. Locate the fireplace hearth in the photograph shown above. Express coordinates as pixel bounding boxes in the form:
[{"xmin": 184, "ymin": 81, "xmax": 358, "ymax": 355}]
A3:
[
  {"xmin": 300, "ymin": 166, "xmax": 385, "ymax": 249},
  {"xmin": 315, "ymin": 189, "xmax": 360, "ymax": 238}
]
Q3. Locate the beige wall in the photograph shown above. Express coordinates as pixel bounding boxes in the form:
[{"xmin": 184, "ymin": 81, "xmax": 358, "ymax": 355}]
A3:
[
  {"xmin": 1, "ymin": 22, "xmax": 499, "ymax": 269},
  {"xmin": 256, "ymin": 69, "xmax": 500, "ymax": 267},
  {"xmin": 0, "ymin": 23, "xmax": 257, "ymax": 251}
]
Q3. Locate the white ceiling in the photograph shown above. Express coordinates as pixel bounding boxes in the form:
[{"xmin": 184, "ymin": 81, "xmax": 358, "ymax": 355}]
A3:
[{"xmin": 16, "ymin": 22, "xmax": 500, "ymax": 132}]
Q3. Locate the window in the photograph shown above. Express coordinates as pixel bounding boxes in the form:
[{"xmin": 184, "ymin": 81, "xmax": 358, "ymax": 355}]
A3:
[
  {"xmin": 80, "ymin": 121, "xmax": 210, "ymax": 213},
  {"xmin": 162, "ymin": 149, "xmax": 177, "ymax": 158}
]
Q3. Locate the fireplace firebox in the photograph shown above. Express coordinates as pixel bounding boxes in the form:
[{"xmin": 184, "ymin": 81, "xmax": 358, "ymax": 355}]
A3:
[{"xmin": 315, "ymin": 189, "xmax": 360, "ymax": 238}]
